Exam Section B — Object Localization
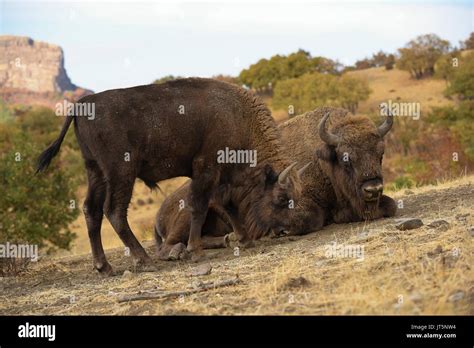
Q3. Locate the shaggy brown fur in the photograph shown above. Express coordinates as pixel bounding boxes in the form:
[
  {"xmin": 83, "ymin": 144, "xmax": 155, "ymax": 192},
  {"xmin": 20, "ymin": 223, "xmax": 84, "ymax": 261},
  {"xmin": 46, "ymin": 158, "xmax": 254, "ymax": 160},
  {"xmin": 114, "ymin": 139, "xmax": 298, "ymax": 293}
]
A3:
[
  {"xmin": 36, "ymin": 78, "xmax": 303, "ymax": 274},
  {"xmin": 155, "ymin": 106, "xmax": 396, "ymax": 255},
  {"xmin": 281, "ymin": 106, "xmax": 397, "ymax": 228}
]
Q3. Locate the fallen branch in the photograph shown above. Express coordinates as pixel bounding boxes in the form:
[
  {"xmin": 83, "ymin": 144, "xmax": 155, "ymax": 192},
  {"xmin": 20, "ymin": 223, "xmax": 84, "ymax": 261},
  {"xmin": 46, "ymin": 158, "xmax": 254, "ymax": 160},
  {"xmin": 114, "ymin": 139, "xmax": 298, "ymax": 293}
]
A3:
[{"xmin": 117, "ymin": 277, "xmax": 242, "ymax": 303}]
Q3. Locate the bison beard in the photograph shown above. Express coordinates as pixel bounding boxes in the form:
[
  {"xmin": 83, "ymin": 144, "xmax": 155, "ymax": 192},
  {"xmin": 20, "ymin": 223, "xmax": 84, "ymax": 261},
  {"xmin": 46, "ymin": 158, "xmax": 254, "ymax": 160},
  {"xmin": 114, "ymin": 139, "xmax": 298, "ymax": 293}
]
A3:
[
  {"xmin": 155, "ymin": 106, "xmax": 397, "ymax": 254},
  {"xmin": 36, "ymin": 78, "xmax": 303, "ymax": 274}
]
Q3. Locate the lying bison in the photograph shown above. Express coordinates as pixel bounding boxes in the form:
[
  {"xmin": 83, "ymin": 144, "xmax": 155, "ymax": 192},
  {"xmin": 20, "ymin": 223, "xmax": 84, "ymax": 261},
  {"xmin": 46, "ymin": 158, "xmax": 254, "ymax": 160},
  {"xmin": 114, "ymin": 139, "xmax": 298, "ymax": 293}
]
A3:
[
  {"xmin": 155, "ymin": 106, "xmax": 397, "ymax": 257},
  {"xmin": 36, "ymin": 78, "xmax": 305, "ymax": 274}
]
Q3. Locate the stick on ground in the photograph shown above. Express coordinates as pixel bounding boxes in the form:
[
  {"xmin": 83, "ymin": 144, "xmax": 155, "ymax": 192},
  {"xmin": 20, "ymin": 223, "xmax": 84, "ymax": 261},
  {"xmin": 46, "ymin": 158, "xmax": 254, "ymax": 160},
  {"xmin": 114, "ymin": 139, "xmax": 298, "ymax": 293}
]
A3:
[{"xmin": 117, "ymin": 277, "xmax": 242, "ymax": 303}]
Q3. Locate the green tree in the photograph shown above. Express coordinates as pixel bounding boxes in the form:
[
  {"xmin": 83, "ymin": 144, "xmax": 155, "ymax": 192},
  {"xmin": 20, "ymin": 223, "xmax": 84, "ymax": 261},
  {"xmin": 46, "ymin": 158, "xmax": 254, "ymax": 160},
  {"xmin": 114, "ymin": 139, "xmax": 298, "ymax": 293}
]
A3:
[
  {"xmin": 273, "ymin": 72, "xmax": 370, "ymax": 115},
  {"xmin": 0, "ymin": 130, "xmax": 79, "ymax": 253},
  {"xmin": 446, "ymin": 52, "xmax": 474, "ymax": 99},
  {"xmin": 461, "ymin": 32, "xmax": 474, "ymax": 50},
  {"xmin": 434, "ymin": 51, "xmax": 461, "ymax": 83},
  {"xmin": 337, "ymin": 75, "xmax": 372, "ymax": 113},
  {"xmin": 397, "ymin": 34, "xmax": 451, "ymax": 79},
  {"xmin": 384, "ymin": 54, "xmax": 396, "ymax": 70},
  {"xmin": 239, "ymin": 50, "xmax": 340, "ymax": 91}
]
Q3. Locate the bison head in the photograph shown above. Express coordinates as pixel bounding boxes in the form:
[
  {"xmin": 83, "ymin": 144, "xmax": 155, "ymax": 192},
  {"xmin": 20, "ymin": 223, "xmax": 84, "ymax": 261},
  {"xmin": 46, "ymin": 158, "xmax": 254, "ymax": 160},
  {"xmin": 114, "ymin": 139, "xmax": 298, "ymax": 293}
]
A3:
[
  {"xmin": 244, "ymin": 161, "xmax": 310, "ymax": 239},
  {"xmin": 316, "ymin": 111, "xmax": 393, "ymax": 219}
]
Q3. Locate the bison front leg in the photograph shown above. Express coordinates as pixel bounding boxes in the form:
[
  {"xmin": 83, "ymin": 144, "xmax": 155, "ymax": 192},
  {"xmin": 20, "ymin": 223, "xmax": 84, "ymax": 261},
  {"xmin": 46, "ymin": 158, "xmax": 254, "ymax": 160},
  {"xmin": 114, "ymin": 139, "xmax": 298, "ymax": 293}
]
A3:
[{"xmin": 379, "ymin": 194, "xmax": 397, "ymax": 218}]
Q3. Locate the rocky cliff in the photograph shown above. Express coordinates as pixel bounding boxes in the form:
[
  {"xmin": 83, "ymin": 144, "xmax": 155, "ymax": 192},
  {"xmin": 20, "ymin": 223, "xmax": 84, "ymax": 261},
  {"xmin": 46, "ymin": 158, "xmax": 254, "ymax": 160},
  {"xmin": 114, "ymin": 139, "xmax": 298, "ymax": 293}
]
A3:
[{"xmin": 0, "ymin": 35, "xmax": 91, "ymax": 106}]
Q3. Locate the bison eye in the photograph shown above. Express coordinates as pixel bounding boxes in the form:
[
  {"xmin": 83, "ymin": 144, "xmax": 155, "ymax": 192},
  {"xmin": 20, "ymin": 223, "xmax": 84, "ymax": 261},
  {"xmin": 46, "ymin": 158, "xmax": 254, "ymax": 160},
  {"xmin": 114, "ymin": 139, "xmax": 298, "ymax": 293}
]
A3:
[{"xmin": 277, "ymin": 196, "xmax": 289, "ymax": 207}]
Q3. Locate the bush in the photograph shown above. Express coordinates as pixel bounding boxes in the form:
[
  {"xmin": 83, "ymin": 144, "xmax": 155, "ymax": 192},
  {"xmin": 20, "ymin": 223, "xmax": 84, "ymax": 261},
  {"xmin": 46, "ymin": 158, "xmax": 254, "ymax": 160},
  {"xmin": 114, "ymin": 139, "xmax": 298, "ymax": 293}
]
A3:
[
  {"xmin": 445, "ymin": 52, "xmax": 474, "ymax": 99},
  {"xmin": 0, "ymin": 105, "xmax": 86, "ymax": 275},
  {"xmin": 0, "ymin": 122, "xmax": 80, "ymax": 273},
  {"xmin": 273, "ymin": 72, "xmax": 371, "ymax": 115},
  {"xmin": 238, "ymin": 49, "xmax": 341, "ymax": 91},
  {"xmin": 427, "ymin": 101, "xmax": 474, "ymax": 160}
]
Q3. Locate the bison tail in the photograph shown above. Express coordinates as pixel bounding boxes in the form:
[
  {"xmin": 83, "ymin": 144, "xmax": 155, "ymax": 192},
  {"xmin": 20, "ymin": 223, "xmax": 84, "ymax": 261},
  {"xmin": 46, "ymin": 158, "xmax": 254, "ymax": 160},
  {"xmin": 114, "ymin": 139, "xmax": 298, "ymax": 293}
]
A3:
[{"xmin": 35, "ymin": 115, "xmax": 74, "ymax": 173}]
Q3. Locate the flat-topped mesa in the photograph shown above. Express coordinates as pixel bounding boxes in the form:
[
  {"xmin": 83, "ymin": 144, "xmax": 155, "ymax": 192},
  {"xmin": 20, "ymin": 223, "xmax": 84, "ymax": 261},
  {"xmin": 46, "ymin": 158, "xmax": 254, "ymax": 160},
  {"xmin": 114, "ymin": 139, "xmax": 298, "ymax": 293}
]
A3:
[{"xmin": 0, "ymin": 35, "xmax": 78, "ymax": 93}]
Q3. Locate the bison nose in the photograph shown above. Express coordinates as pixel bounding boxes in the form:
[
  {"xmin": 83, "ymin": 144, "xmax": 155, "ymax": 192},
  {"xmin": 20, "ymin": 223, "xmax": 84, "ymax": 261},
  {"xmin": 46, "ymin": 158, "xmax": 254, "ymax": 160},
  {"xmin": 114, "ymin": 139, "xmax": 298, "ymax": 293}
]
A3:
[{"xmin": 362, "ymin": 183, "xmax": 383, "ymax": 200}]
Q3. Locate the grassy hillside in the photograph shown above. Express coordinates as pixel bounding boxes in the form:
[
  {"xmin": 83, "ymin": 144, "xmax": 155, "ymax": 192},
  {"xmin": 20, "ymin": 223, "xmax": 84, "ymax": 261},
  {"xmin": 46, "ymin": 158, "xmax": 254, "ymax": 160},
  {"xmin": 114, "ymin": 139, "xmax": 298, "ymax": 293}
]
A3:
[
  {"xmin": 1, "ymin": 176, "xmax": 472, "ymax": 315},
  {"xmin": 347, "ymin": 66, "xmax": 454, "ymax": 113}
]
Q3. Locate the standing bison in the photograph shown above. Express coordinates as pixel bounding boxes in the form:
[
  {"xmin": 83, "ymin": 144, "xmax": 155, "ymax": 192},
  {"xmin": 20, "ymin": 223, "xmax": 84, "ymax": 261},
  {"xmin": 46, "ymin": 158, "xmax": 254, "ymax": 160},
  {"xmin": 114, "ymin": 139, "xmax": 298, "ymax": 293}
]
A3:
[
  {"xmin": 36, "ymin": 78, "xmax": 304, "ymax": 274},
  {"xmin": 155, "ymin": 106, "xmax": 397, "ymax": 256}
]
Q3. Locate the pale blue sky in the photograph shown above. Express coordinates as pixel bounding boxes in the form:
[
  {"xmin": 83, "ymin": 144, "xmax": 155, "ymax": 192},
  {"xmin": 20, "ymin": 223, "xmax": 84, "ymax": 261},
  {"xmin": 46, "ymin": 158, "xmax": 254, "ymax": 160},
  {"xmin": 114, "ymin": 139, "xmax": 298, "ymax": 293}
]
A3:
[{"xmin": 1, "ymin": 0, "xmax": 472, "ymax": 92}]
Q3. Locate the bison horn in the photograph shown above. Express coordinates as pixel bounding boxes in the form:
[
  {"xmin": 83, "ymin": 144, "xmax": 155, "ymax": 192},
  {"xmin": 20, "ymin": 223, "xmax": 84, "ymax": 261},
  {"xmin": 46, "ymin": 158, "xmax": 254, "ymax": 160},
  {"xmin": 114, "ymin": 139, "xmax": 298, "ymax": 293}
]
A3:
[
  {"xmin": 297, "ymin": 162, "xmax": 311, "ymax": 178},
  {"xmin": 318, "ymin": 112, "xmax": 341, "ymax": 146},
  {"xmin": 278, "ymin": 162, "xmax": 298, "ymax": 185},
  {"xmin": 377, "ymin": 112, "xmax": 394, "ymax": 137}
]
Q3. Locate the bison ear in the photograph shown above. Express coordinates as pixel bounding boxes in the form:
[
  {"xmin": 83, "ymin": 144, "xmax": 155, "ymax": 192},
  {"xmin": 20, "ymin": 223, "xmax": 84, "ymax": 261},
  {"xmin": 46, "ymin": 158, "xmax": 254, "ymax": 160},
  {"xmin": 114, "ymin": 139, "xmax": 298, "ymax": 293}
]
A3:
[
  {"xmin": 264, "ymin": 164, "xmax": 278, "ymax": 187},
  {"xmin": 316, "ymin": 145, "xmax": 336, "ymax": 163}
]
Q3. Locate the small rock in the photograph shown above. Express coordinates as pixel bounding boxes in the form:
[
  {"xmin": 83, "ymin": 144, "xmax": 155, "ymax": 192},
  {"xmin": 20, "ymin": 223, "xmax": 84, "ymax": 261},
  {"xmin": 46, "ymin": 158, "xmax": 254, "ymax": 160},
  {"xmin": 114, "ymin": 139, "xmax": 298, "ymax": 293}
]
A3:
[
  {"xmin": 448, "ymin": 290, "xmax": 464, "ymax": 303},
  {"xmin": 282, "ymin": 276, "xmax": 311, "ymax": 289},
  {"xmin": 427, "ymin": 245, "xmax": 443, "ymax": 257},
  {"xmin": 395, "ymin": 218, "xmax": 423, "ymax": 231},
  {"xmin": 404, "ymin": 190, "xmax": 415, "ymax": 195},
  {"xmin": 190, "ymin": 263, "xmax": 212, "ymax": 276},
  {"xmin": 189, "ymin": 280, "xmax": 203, "ymax": 289},
  {"xmin": 469, "ymin": 226, "xmax": 474, "ymax": 237},
  {"xmin": 136, "ymin": 199, "xmax": 146, "ymax": 206},
  {"xmin": 427, "ymin": 220, "xmax": 450, "ymax": 231},
  {"xmin": 409, "ymin": 292, "xmax": 423, "ymax": 304},
  {"xmin": 122, "ymin": 270, "xmax": 133, "ymax": 279},
  {"xmin": 455, "ymin": 213, "xmax": 470, "ymax": 222},
  {"xmin": 147, "ymin": 197, "xmax": 154, "ymax": 204}
]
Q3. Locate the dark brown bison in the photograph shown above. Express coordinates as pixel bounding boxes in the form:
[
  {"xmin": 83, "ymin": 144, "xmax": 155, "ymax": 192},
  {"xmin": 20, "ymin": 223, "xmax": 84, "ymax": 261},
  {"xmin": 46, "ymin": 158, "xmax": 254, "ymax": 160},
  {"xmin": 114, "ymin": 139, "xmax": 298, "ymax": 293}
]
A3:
[
  {"xmin": 155, "ymin": 106, "xmax": 397, "ymax": 256},
  {"xmin": 36, "ymin": 78, "xmax": 304, "ymax": 274}
]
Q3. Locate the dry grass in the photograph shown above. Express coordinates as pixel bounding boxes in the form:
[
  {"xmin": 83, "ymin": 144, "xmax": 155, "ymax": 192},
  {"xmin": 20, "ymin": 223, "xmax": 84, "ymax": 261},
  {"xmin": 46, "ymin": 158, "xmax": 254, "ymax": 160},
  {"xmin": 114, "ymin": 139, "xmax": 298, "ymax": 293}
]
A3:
[
  {"xmin": 0, "ymin": 176, "xmax": 472, "ymax": 315},
  {"xmin": 347, "ymin": 66, "xmax": 453, "ymax": 114}
]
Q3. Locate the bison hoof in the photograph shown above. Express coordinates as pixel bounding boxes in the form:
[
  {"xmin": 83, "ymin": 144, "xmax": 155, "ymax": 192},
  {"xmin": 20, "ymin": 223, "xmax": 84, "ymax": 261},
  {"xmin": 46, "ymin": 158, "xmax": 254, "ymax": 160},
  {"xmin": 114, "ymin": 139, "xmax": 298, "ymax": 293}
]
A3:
[
  {"xmin": 190, "ymin": 249, "xmax": 206, "ymax": 263},
  {"xmin": 169, "ymin": 243, "xmax": 187, "ymax": 260},
  {"xmin": 95, "ymin": 262, "xmax": 115, "ymax": 277},
  {"xmin": 133, "ymin": 258, "xmax": 158, "ymax": 272}
]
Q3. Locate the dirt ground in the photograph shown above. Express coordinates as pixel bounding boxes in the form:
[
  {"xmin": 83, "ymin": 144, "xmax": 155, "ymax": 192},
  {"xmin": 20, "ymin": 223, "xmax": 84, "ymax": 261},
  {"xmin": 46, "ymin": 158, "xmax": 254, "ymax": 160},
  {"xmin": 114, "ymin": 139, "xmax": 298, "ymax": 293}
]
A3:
[{"xmin": 0, "ymin": 176, "xmax": 472, "ymax": 315}]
